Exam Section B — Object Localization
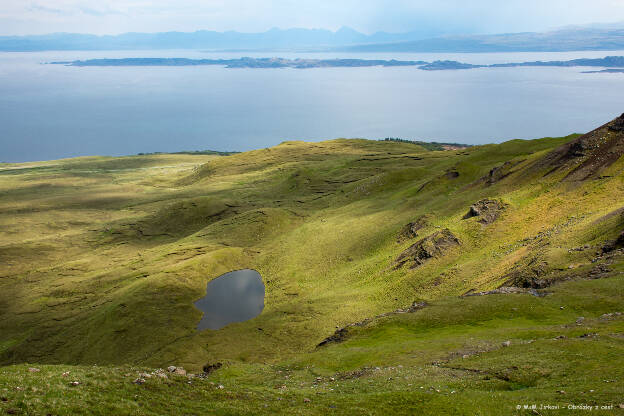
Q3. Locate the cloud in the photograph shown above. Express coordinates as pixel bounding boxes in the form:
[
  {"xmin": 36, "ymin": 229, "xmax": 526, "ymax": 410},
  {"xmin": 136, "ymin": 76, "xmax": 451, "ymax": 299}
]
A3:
[
  {"xmin": 2, "ymin": 0, "xmax": 624, "ymax": 36},
  {"xmin": 78, "ymin": 5, "xmax": 126, "ymax": 17},
  {"xmin": 27, "ymin": 4, "xmax": 66, "ymax": 15}
]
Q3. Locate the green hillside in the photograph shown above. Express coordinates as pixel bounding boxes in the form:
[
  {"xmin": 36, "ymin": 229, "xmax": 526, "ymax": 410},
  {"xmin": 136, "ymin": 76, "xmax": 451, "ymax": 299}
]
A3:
[{"xmin": 1, "ymin": 115, "xmax": 623, "ymax": 415}]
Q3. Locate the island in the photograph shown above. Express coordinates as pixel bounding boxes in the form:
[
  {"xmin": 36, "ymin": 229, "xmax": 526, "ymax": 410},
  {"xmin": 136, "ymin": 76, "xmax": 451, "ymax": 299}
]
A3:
[
  {"xmin": 48, "ymin": 56, "xmax": 624, "ymax": 72},
  {"xmin": 582, "ymin": 68, "xmax": 624, "ymax": 74},
  {"xmin": 49, "ymin": 57, "xmax": 427, "ymax": 69}
]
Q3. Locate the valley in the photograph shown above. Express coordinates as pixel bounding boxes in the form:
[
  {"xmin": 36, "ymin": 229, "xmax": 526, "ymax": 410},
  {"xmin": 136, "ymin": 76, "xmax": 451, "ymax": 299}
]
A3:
[{"xmin": 1, "ymin": 115, "xmax": 623, "ymax": 414}]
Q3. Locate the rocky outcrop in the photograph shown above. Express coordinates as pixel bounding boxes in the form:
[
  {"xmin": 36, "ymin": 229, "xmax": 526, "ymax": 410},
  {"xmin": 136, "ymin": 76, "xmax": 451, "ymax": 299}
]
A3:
[
  {"xmin": 395, "ymin": 229, "xmax": 460, "ymax": 269},
  {"xmin": 463, "ymin": 199, "xmax": 506, "ymax": 224},
  {"xmin": 397, "ymin": 216, "xmax": 429, "ymax": 241},
  {"xmin": 167, "ymin": 366, "xmax": 188, "ymax": 376},
  {"xmin": 501, "ymin": 260, "xmax": 550, "ymax": 289},
  {"xmin": 445, "ymin": 170, "xmax": 460, "ymax": 179},
  {"xmin": 484, "ymin": 160, "xmax": 524, "ymax": 185},
  {"xmin": 608, "ymin": 113, "xmax": 624, "ymax": 132},
  {"xmin": 603, "ymin": 231, "xmax": 624, "ymax": 253},
  {"xmin": 317, "ymin": 301, "xmax": 427, "ymax": 347},
  {"xmin": 317, "ymin": 327, "xmax": 352, "ymax": 347},
  {"xmin": 462, "ymin": 286, "xmax": 544, "ymax": 297},
  {"xmin": 501, "ymin": 247, "xmax": 618, "ymax": 291}
]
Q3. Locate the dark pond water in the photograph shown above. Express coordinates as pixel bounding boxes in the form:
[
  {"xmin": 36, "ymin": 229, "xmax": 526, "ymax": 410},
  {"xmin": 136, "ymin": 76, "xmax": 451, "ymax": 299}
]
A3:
[{"xmin": 194, "ymin": 269, "xmax": 265, "ymax": 330}]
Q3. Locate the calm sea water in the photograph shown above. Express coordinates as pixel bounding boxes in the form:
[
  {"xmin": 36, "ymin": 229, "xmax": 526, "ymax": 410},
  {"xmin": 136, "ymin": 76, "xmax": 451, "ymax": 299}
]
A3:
[{"xmin": 0, "ymin": 49, "xmax": 622, "ymax": 162}]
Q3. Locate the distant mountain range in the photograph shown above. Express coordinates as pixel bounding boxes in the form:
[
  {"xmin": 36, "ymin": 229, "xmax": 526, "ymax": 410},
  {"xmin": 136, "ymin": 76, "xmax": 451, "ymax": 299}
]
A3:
[
  {"xmin": 0, "ymin": 27, "xmax": 432, "ymax": 52},
  {"xmin": 2, "ymin": 24, "xmax": 624, "ymax": 52},
  {"xmin": 343, "ymin": 27, "xmax": 624, "ymax": 53}
]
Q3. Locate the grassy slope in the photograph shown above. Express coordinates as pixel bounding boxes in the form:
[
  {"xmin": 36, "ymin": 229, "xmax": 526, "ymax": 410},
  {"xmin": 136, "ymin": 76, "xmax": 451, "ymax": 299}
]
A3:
[
  {"xmin": 0, "ymin": 133, "xmax": 623, "ymax": 414},
  {"xmin": 1, "ymin": 276, "xmax": 622, "ymax": 415}
]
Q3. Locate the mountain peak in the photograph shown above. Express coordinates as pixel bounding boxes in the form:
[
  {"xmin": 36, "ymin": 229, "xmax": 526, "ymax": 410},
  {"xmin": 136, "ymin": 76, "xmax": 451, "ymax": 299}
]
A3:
[{"xmin": 336, "ymin": 26, "xmax": 360, "ymax": 34}]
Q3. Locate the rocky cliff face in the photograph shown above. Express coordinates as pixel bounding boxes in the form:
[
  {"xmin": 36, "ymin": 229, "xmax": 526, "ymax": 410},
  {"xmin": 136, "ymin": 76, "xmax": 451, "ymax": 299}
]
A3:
[{"xmin": 535, "ymin": 113, "xmax": 624, "ymax": 181}]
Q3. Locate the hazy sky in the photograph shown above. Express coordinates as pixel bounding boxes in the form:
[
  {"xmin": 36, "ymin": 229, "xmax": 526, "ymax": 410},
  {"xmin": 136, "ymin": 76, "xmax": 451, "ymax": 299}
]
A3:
[{"xmin": 1, "ymin": 0, "xmax": 624, "ymax": 35}]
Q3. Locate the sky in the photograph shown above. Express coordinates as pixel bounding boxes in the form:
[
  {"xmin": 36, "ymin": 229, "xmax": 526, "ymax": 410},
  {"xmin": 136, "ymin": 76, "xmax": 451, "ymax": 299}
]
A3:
[{"xmin": 0, "ymin": 0, "xmax": 624, "ymax": 36}]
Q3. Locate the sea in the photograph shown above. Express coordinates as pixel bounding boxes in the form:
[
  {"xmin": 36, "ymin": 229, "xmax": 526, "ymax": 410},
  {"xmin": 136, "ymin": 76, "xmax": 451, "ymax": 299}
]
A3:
[{"xmin": 0, "ymin": 49, "xmax": 622, "ymax": 162}]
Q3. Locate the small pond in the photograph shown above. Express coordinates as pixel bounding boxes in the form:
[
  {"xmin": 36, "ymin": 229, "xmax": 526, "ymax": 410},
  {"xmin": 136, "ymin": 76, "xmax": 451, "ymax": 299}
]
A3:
[{"xmin": 194, "ymin": 269, "xmax": 265, "ymax": 330}]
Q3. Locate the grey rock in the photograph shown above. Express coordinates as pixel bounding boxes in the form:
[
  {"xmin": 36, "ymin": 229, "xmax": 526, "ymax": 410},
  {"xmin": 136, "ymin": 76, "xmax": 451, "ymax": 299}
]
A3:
[{"xmin": 462, "ymin": 199, "xmax": 507, "ymax": 224}]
